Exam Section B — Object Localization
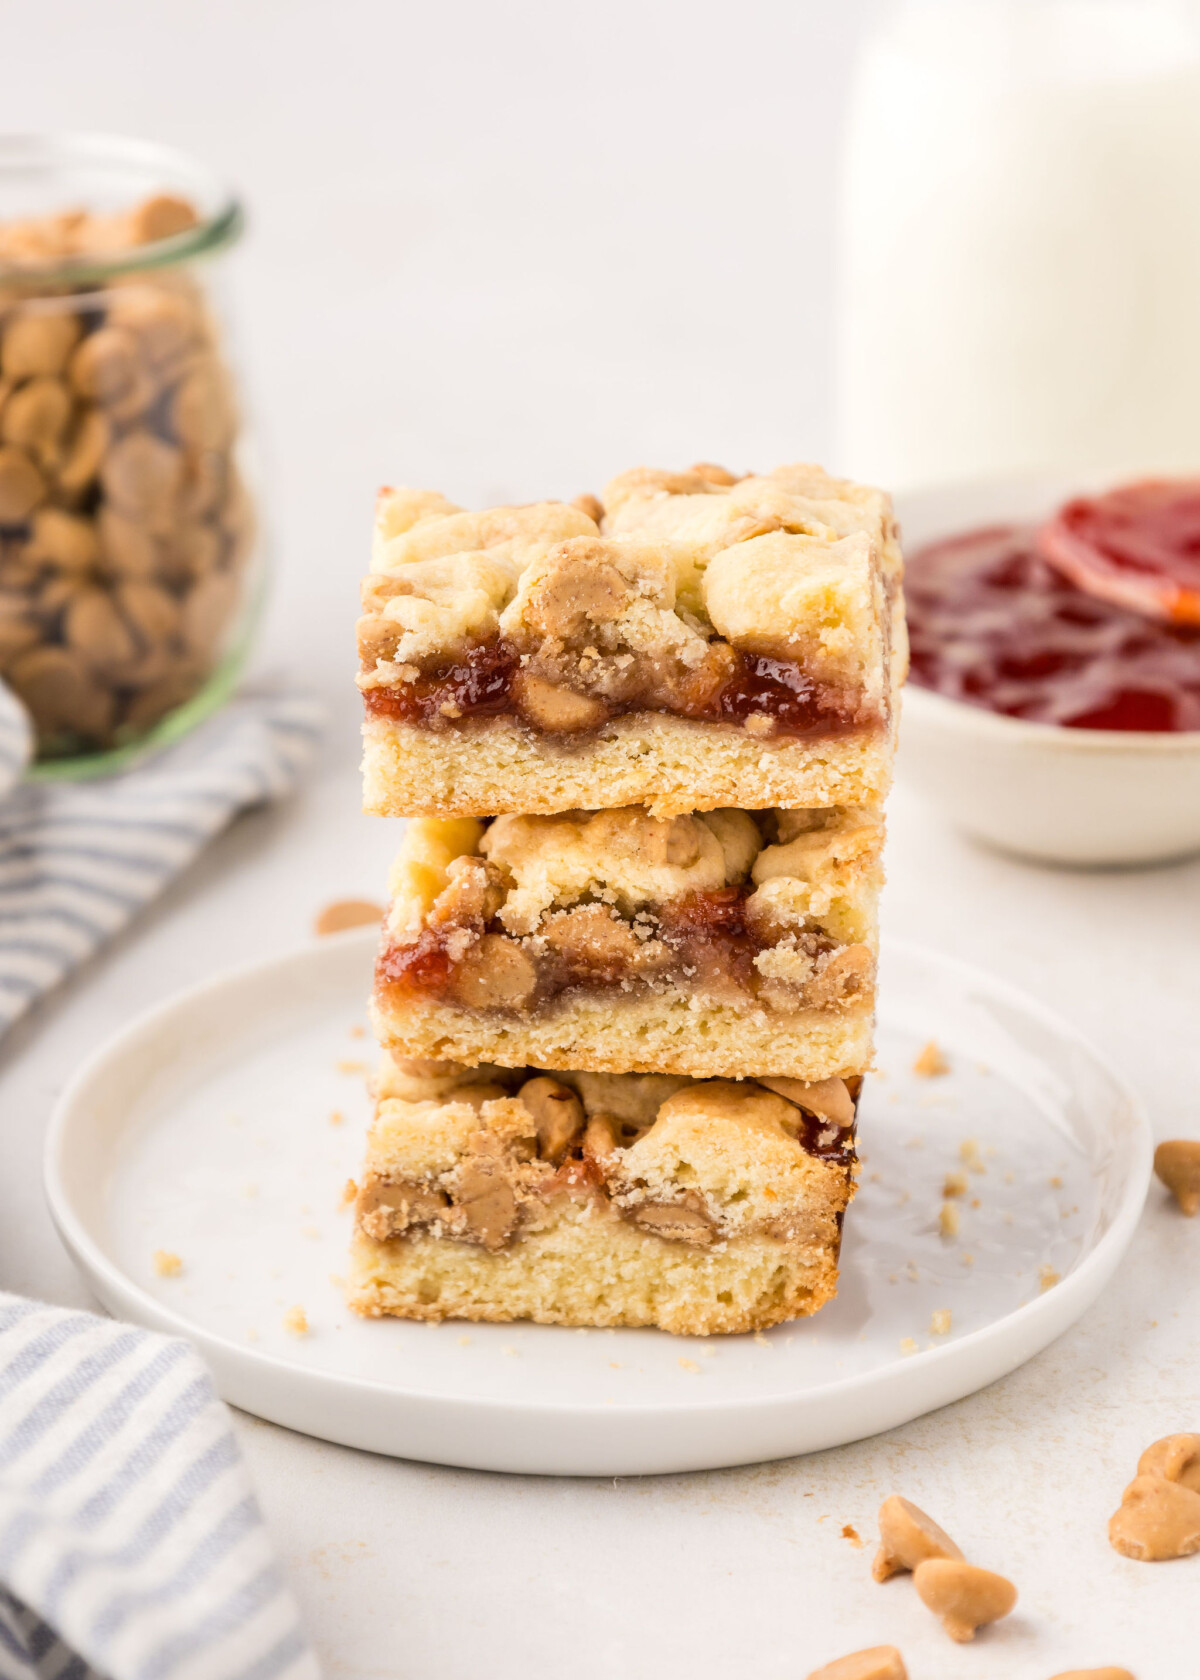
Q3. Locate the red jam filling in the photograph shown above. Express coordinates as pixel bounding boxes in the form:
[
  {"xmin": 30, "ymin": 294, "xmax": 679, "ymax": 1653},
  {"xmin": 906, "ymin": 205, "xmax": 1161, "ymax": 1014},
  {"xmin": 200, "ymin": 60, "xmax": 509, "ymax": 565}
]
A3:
[
  {"xmin": 907, "ymin": 523, "xmax": 1200, "ymax": 731},
  {"xmin": 363, "ymin": 637, "xmax": 868, "ymax": 739},
  {"xmin": 1040, "ymin": 479, "xmax": 1200, "ymax": 625}
]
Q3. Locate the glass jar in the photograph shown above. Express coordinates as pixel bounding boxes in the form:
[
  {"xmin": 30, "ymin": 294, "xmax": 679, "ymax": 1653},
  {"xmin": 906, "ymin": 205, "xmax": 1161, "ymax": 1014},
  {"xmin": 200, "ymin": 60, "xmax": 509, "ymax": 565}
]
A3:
[
  {"xmin": 0, "ymin": 133, "xmax": 263, "ymax": 775},
  {"xmin": 837, "ymin": 0, "xmax": 1200, "ymax": 490}
]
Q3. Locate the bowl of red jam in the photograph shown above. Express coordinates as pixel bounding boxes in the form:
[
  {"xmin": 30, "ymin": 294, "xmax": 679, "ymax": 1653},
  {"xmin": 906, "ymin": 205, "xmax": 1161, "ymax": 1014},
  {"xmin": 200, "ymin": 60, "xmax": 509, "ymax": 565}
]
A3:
[{"xmin": 898, "ymin": 475, "xmax": 1200, "ymax": 865}]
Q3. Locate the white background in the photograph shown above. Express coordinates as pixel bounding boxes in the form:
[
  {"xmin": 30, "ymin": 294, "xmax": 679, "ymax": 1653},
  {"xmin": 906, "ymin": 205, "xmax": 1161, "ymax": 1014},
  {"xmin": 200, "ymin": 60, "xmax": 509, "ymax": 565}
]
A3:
[{"xmin": 3, "ymin": 3, "xmax": 1199, "ymax": 1676}]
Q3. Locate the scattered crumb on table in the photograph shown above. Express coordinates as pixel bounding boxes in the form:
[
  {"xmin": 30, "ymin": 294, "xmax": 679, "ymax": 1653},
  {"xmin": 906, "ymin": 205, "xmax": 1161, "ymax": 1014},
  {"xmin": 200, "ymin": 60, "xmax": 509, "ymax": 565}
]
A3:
[
  {"xmin": 678, "ymin": 1357, "xmax": 700, "ymax": 1373},
  {"xmin": 341, "ymin": 1178, "xmax": 358, "ymax": 1208},
  {"xmin": 899, "ymin": 1337, "xmax": 918, "ymax": 1356},
  {"xmin": 329, "ymin": 1109, "xmax": 346, "ymax": 1127},
  {"xmin": 1039, "ymin": 1264, "xmax": 1061, "ymax": 1292},
  {"xmin": 283, "ymin": 1306, "xmax": 309, "ymax": 1335},
  {"xmin": 840, "ymin": 1524, "xmax": 864, "ymax": 1547},
  {"xmin": 939, "ymin": 1201, "xmax": 961, "ymax": 1239},
  {"xmin": 153, "ymin": 1249, "xmax": 182, "ymax": 1277},
  {"xmin": 931, "ymin": 1308, "xmax": 952, "ymax": 1335},
  {"xmin": 336, "ymin": 1060, "xmax": 368, "ymax": 1076},
  {"xmin": 943, "ymin": 1171, "xmax": 968, "ymax": 1198},
  {"xmin": 913, "ymin": 1040, "xmax": 950, "ymax": 1078}
]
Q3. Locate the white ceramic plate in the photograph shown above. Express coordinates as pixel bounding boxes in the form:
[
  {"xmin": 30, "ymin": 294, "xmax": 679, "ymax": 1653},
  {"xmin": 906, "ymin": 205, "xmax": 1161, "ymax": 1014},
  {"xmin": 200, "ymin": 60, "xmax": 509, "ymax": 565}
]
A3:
[{"xmin": 46, "ymin": 929, "xmax": 1150, "ymax": 1477}]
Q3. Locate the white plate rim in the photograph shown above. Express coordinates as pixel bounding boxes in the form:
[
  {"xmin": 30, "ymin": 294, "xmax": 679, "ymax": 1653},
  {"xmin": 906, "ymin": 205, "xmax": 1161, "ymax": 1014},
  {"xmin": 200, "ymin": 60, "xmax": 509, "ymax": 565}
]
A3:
[{"xmin": 42, "ymin": 928, "xmax": 1154, "ymax": 1473}]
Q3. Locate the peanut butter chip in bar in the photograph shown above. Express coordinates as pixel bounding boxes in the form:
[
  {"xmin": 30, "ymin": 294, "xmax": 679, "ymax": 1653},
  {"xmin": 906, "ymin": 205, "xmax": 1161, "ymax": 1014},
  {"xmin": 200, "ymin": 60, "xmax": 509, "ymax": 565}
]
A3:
[{"xmin": 805, "ymin": 1648, "xmax": 907, "ymax": 1680}]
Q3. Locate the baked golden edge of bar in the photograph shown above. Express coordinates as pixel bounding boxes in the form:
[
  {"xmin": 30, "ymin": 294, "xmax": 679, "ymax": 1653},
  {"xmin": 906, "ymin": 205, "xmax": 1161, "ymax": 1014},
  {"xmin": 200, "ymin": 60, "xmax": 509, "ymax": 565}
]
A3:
[
  {"xmin": 369, "ymin": 989, "xmax": 874, "ymax": 1081},
  {"xmin": 347, "ymin": 1204, "xmax": 840, "ymax": 1335},
  {"xmin": 361, "ymin": 711, "xmax": 895, "ymax": 820}
]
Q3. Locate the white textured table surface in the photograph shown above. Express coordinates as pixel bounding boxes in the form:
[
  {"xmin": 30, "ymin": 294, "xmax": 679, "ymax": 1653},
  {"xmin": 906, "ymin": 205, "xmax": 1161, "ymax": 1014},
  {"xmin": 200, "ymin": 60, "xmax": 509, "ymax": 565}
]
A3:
[{"xmin": 4, "ymin": 4, "xmax": 1199, "ymax": 1676}]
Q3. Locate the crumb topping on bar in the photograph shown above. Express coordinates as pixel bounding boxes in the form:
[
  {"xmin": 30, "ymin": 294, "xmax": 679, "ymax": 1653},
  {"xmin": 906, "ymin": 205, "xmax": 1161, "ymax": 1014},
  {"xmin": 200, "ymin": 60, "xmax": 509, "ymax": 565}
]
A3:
[
  {"xmin": 358, "ymin": 462, "xmax": 901, "ymax": 743},
  {"xmin": 354, "ymin": 1058, "xmax": 858, "ymax": 1257}
]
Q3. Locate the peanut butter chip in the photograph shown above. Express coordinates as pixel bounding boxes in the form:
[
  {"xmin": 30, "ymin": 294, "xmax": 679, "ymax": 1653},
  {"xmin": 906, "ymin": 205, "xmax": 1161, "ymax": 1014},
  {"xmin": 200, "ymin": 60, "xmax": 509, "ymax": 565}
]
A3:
[
  {"xmin": 873, "ymin": 1495, "xmax": 964, "ymax": 1581},
  {"xmin": 571, "ymin": 492, "xmax": 604, "ymax": 524},
  {"xmin": 1047, "ymin": 1670, "xmax": 1137, "ymax": 1680},
  {"xmin": 912, "ymin": 1558, "xmax": 1017, "ymax": 1642},
  {"xmin": 58, "ymin": 408, "xmax": 110, "ymax": 494},
  {"xmin": 451, "ymin": 933, "xmax": 537, "ymax": 1009},
  {"xmin": 0, "ymin": 447, "xmax": 45, "ymax": 521},
  {"xmin": 2, "ymin": 376, "xmax": 71, "ymax": 453},
  {"xmin": 1137, "ymin": 1432, "xmax": 1200, "ymax": 1493},
  {"xmin": 65, "ymin": 589, "xmax": 138, "ymax": 676},
  {"xmin": 314, "ymin": 899, "xmax": 383, "ymax": 936},
  {"xmin": 516, "ymin": 1076, "xmax": 584, "ymax": 1163},
  {"xmin": 29, "ymin": 507, "xmax": 100, "ymax": 573},
  {"xmin": 127, "ymin": 192, "xmax": 199, "ymax": 245},
  {"xmin": 101, "ymin": 430, "xmax": 183, "ymax": 525},
  {"xmin": 69, "ymin": 326, "xmax": 141, "ymax": 404},
  {"xmin": 510, "ymin": 670, "xmax": 610, "ymax": 732},
  {"xmin": 805, "ymin": 1648, "xmax": 907, "ymax": 1680},
  {"xmin": 1108, "ymin": 1473, "xmax": 1200, "ymax": 1561},
  {"xmin": 7, "ymin": 646, "xmax": 113, "ymax": 737},
  {"xmin": 1154, "ymin": 1139, "xmax": 1200, "ymax": 1215},
  {"xmin": 454, "ymin": 1154, "xmax": 518, "ymax": 1251},
  {"xmin": 629, "ymin": 1202, "xmax": 716, "ymax": 1245},
  {"xmin": 2, "ymin": 311, "xmax": 81, "ymax": 379}
]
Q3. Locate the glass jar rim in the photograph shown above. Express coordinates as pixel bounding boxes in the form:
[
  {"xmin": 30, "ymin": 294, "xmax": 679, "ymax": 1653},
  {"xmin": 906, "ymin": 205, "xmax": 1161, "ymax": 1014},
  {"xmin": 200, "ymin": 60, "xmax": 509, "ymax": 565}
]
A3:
[{"xmin": 0, "ymin": 132, "xmax": 243, "ymax": 284}]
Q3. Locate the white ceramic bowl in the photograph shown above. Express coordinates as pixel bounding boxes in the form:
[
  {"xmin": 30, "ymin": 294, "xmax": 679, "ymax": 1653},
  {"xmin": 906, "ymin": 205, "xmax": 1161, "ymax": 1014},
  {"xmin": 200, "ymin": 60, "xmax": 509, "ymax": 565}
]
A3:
[{"xmin": 896, "ymin": 475, "xmax": 1200, "ymax": 866}]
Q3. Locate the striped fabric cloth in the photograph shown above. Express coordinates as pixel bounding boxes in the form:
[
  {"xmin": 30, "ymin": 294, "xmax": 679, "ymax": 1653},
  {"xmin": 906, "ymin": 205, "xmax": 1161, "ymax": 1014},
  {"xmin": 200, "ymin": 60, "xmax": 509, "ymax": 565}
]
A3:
[
  {"xmin": 0, "ymin": 687, "xmax": 322, "ymax": 1035},
  {"xmin": 0, "ymin": 1293, "xmax": 319, "ymax": 1680},
  {"xmin": 0, "ymin": 684, "xmax": 324, "ymax": 1676}
]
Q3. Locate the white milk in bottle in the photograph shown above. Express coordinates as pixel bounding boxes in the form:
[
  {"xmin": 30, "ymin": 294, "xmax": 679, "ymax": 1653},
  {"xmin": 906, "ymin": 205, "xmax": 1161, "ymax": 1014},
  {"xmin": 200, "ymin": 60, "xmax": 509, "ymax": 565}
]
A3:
[{"xmin": 836, "ymin": 0, "xmax": 1200, "ymax": 488}]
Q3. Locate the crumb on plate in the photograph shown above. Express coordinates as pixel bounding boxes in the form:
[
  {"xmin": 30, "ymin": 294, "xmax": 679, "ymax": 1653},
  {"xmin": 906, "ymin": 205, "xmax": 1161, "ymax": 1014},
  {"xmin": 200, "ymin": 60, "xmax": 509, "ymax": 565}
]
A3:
[{"xmin": 913, "ymin": 1040, "xmax": 950, "ymax": 1078}]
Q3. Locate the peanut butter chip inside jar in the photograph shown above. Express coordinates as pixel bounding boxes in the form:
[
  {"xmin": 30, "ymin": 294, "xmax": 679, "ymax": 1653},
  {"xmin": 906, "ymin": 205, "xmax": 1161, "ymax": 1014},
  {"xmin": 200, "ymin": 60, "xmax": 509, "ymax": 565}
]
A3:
[{"xmin": 0, "ymin": 153, "xmax": 258, "ymax": 760}]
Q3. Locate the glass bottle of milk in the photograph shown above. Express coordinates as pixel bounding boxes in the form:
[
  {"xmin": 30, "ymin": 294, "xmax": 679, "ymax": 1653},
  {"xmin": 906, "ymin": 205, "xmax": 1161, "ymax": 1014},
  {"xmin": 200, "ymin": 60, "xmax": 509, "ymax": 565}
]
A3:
[{"xmin": 836, "ymin": 0, "xmax": 1200, "ymax": 489}]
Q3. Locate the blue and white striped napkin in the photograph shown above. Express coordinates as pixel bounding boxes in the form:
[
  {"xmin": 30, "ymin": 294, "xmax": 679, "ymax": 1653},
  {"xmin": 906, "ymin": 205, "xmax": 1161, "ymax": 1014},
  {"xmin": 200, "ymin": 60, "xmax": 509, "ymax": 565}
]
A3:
[
  {"xmin": 0, "ymin": 683, "xmax": 324, "ymax": 1678},
  {"xmin": 0, "ymin": 1292, "xmax": 318, "ymax": 1680},
  {"xmin": 0, "ymin": 686, "xmax": 322, "ymax": 1035}
]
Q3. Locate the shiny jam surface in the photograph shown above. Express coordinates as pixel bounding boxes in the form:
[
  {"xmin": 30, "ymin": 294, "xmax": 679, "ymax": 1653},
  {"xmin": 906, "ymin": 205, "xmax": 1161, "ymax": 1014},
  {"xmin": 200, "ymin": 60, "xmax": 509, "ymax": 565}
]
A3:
[
  {"xmin": 907, "ymin": 523, "xmax": 1200, "ymax": 731},
  {"xmin": 363, "ymin": 638, "xmax": 865, "ymax": 738},
  {"xmin": 1044, "ymin": 480, "xmax": 1200, "ymax": 622}
]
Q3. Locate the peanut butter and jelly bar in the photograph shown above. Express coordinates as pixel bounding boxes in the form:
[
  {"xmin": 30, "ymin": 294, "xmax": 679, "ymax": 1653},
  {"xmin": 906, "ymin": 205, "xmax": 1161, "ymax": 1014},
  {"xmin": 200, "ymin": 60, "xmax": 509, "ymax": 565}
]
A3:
[
  {"xmin": 348, "ymin": 1055, "xmax": 857, "ymax": 1334},
  {"xmin": 371, "ymin": 803, "xmax": 882, "ymax": 1081},
  {"xmin": 359, "ymin": 462, "xmax": 905, "ymax": 819}
]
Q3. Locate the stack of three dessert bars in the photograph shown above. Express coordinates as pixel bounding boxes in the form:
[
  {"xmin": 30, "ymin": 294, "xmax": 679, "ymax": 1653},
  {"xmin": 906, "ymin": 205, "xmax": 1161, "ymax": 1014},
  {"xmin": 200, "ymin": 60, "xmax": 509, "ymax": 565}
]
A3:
[{"xmin": 347, "ymin": 461, "xmax": 905, "ymax": 1335}]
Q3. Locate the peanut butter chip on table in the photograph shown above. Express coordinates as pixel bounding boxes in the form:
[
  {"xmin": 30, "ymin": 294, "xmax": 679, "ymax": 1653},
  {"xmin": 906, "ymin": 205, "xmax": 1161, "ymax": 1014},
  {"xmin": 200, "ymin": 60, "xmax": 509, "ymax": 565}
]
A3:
[
  {"xmin": 912, "ymin": 1557, "xmax": 1017, "ymax": 1642},
  {"xmin": 1048, "ymin": 1670, "xmax": 1137, "ymax": 1679},
  {"xmin": 806, "ymin": 1647, "xmax": 907, "ymax": 1680},
  {"xmin": 314, "ymin": 899, "xmax": 383, "ymax": 936},
  {"xmin": 873, "ymin": 1495, "xmax": 964, "ymax": 1581},
  {"xmin": 1108, "ymin": 1473, "xmax": 1200, "ymax": 1560},
  {"xmin": 1137, "ymin": 1432, "xmax": 1200, "ymax": 1492},
  {"xmin": 1154, "ymin": 1139, "xmax": 1200, "ymax": 1214}
]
